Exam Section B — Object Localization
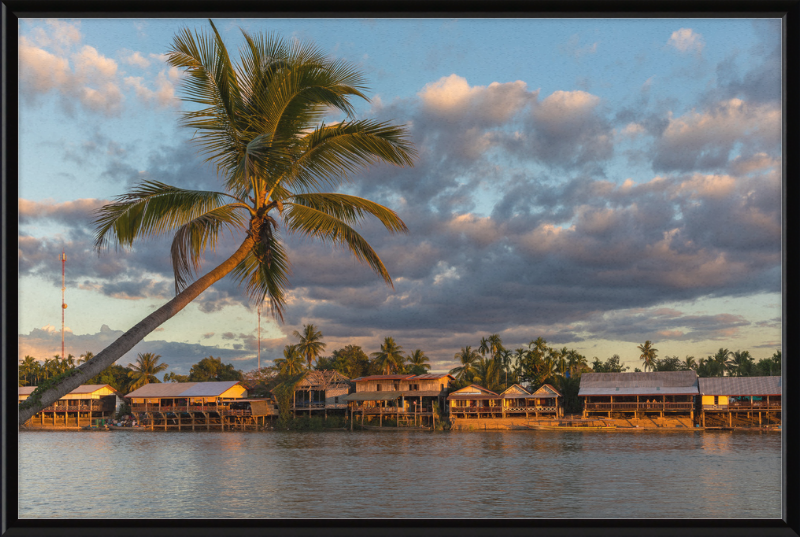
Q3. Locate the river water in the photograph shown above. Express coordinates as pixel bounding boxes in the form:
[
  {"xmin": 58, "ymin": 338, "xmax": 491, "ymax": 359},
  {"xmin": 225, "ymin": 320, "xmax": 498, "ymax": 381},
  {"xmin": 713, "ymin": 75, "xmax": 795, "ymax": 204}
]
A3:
[{"xmin": 18, "ymin": 429, "xmax": 781, "ymax": 519}]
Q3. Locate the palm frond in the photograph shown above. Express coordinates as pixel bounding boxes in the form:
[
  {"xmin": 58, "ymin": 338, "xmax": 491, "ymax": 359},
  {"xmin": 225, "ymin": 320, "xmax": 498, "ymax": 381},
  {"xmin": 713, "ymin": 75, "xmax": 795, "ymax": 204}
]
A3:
[
  {"xmin": 288, "ymin": 193, "xmax": 407, "ymax": 233},
  {"xmin": 229, "ymin": 232, "xmax": 291, "ymax": 321},
  {"xmin": 93, "ymin": 181, "xmax": 245, "ymax": 250},
  {"xmin": 282, "ymin": 203, "xmax": 394, "ymax": 286},
  {"xmin": 170, "ymin": 204, "xmax": 249, "ymax": 293}
]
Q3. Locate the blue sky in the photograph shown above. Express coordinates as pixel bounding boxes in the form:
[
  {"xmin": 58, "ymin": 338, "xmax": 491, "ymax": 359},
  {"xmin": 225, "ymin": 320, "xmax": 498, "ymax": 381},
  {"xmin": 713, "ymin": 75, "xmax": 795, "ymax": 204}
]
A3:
[{"xmin": 17, "ymin": 17, "xmax": 782, "ymax": 375}]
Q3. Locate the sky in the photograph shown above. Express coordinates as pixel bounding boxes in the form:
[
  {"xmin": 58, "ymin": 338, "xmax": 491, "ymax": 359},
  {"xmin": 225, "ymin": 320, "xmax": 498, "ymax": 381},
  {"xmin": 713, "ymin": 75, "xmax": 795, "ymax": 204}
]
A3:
[{"xmin": 17, "ymin": 17, "xmax": 783, "ymax": 376}]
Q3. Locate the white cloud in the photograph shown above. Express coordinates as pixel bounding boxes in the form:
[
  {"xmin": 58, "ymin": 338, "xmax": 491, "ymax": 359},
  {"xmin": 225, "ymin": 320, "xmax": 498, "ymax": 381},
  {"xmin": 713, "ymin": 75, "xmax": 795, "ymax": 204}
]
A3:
[
  {"xmin": 123, "ymin": 51, "xmax": 150, "ymax": 68},
  {"xmin": 668, "ymin": 28, "xmax": 705, "ymax": 53},
  {"xmin": 418, "ymin": 74, "xmax": 532, "ymax": 124},
  {"xmin": 124, "ymin": 70, "xmax": 179, "ymax": 108}
]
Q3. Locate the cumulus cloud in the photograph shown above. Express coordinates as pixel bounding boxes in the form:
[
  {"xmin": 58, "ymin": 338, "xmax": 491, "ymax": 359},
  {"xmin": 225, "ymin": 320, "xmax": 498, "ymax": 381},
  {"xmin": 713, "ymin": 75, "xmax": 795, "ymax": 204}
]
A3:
[
  {"xmin": 123, "ymin": 51, "xmax": 150, "ymax": 68},
  {"xmin": 124, "ymin": 72, "xmax": 179, "ymax": 108},
  {"xmin": 668, "ymin": 28, "xmax": 705, "ymax": 54}
]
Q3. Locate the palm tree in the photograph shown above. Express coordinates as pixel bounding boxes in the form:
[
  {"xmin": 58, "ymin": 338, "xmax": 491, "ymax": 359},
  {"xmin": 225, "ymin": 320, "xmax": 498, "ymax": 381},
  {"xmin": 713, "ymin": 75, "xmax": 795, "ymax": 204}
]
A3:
[
  {"xmin": 728, "ymin": 350, "xmax": 754, "ymax": 377},
  {"xmin": 407, "ymin": 349, "xmax": 431, "ymax": 374},
  {"xmin": 19, "ymin": 356, "xmax": 38, "ymax": 386},
  {"xmin": 637, "ymin": 341, "xmax": 658, "ymax": 372},
  {"xmin": 712, "ymin": 348, "xmax": 732, "ymax": 377},
  {"xmin": 19, "ymin": 21, "xmax": 415, "ymax": 425},
  {"xmin": 566, "ymin": 349, "xmax": 589, "ymax": 377},
  {"xmin": 273, "ymin": 344, "xmax": 305, "ymax": 377},
  {"xmin": 449, "ymin": 346, "xmax": 480, "ymax": 383},
  {"xmin": 371, "ymin": 337, "xmax": 405, "ymax": 374},
  {"xmin": 683, "ymin": 355, "xmax": 697, "ymax": 371},
  {"xmin": 293, "ymin": 324, "xmax": 326, "ymax": 370},
  {"xmin": 473, "ymin": 356, "xmax": 502, "ymax": 393},
  {"xmin": 127, "ymin": 353, "xmax": 169, "ymax": 391},
  {"xmin": 78, "ymin": 351, "xmax": 94, "ymax": 365}
]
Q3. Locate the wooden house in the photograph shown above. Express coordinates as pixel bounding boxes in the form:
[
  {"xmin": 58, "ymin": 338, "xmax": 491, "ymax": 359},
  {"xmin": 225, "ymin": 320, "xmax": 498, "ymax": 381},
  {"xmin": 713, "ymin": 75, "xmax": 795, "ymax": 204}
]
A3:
[
  {"xmin": 279, "ymin": 370, "xmax": 352, "ymax": 417},
  {"xmin": 447, "ymin": 385, "xmax": 503, "ymax": 418},
  {"xmin": 501, "ymin": 384, "xmax": 563, "ymax": 418},
  {"xmin": 19, "ymin": 385, "xmax": 122, "ymax": 428},
  {"xmin": 579, "ymin": 371, "xmax": 698, "ymax": 420},
  {"xmin": 698, "ymin": 376, "xmax": 781, "ymax": 428},
  {"xmin": 126, "ymin": 381, "xmax": 262, "ymax": 430},
  {"xmin": 344, "ymin": 373, "xmax": 455, "ymax": 427}
]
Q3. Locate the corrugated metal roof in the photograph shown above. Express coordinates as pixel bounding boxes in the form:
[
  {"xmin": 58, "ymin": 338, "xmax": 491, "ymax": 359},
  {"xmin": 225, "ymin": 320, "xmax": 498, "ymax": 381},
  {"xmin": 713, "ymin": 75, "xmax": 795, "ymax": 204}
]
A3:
[
  {"xmin": 698, "ymin": 376, "xmax": 781, "ymax": 396},
  {"xmin": 351, "ymin": 375, "xmax": 415, "ymax": 382},
  {"xmin": 500, "ymin": 384, "xmax": 531, "ymax": 397},
  {"xmin": 578, "ymin": 386, "xmax": 699, "ymax": 396},
  {"xmin": 449, "ymin": 384, "xmax": 499, "ymax": 396},
  {"xmin": 531, "ymin": 384, "xmax": 562, "ymax": 398},
  {"xmin": 18, "ymin": 385, "xmax": 117, "ymax": 396},
  {"xmin": 126, "ymin": 381, "xmax": 242, "ymax": 398}
]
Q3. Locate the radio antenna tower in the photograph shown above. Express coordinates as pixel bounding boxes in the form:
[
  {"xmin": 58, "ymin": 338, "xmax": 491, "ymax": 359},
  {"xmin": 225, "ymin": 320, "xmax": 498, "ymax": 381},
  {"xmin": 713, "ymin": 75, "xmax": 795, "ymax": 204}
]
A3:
[{"xmin": 61, "ymin": 249, "xmax": 67, "ymax": 360}]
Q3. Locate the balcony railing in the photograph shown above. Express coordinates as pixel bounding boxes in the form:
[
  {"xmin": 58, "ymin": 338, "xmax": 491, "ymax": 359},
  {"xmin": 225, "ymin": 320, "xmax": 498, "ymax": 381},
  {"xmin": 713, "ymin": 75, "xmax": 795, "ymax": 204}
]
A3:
[
  {"xmin": 42, "ymin": 404, "xmax": 114, "ymax": 413},
  {"xmin": 505, "ymin": 406, "xmax": 557, "ymax": 412},
  {"xmin": 584, "ymin": 402, "xmax": 694, "ymax": 411},
  {"xmin": 704, "ymin": 402, "xmax": 781, "ymax": 411},
  {"xmin": 131, "ymin": 404, "xmax": 221, "ymax": 413},
  {"xmin": 359, "ymin": 407, "xmax": 433, "ymax": 414},
  {"xmin": 450, "ymin": 407, "xmax": 504, "ymax": 413}
]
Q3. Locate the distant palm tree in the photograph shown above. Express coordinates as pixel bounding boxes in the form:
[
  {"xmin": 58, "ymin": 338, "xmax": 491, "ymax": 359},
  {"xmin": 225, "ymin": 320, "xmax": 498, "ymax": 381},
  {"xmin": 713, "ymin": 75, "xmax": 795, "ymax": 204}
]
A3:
[
  {"xmin": 19, "ymin": 356, "xmax": 38, "ymax": 386},
  {"xmin": 473, "ymin": 357, "xmax": 503, "ymax": 393},
  {"xmin": 683, "ymin": 355, "xmax": 697, "ymax": 371},
  {"xmin": 78, "ymin": 351, "xmax": 94, "ymax": 365},
  {"xmin": 371, "ymin": 337, "xmax": 405, "ymax": 374},
  {"xmin": 274, "ymin": 345, "xmax": 305, "ymax": 377},
  {"xmin": 728, "ymin": 350, "xmax": 753, "ymax": 377},
  {"xmin": 293, "ymin": 324, "xmax": 326, "ymax": 370},
  {"xmin": 712, "ymin": 348, "xmax": 732, "ymax": 377},
  {"xmin": 566, "ymin": 349, "xmax": 589, "ymax": 377},
  {"xmin": 449, "ymin": 346, "xmax": 480, "ymax": 382},
  {"xmin": 637, "ymin": 341, "xmax": 658, "ymax": 372},
  {"xmin": 127, "ymin": 353, "xmax": 169, "ymax": 391},
  {"xmin": 407, "ymin": 349, "xmax": 431, "ymax": 373}
]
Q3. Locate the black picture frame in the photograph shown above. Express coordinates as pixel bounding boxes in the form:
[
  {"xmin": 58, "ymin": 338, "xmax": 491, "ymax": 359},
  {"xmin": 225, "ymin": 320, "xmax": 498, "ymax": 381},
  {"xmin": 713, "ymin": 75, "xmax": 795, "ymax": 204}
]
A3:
[{"xmin": 3, "ymin": 2, "xmax": 798, "ymax": 537}]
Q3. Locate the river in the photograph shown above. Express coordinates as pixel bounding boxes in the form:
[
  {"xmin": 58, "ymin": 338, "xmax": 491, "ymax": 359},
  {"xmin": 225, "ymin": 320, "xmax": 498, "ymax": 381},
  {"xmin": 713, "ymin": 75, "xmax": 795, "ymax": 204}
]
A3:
[{"xmin": 18, "ymin": 429, "xmax": 781, "ymax": 519}]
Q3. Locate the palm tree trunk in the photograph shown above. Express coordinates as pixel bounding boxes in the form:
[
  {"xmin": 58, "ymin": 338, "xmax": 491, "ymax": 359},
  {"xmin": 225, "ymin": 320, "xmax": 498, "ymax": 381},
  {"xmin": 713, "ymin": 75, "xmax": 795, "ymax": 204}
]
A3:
[{"xmin": 19, "ymin": 236, "xmax": 255, "ymax": 425}]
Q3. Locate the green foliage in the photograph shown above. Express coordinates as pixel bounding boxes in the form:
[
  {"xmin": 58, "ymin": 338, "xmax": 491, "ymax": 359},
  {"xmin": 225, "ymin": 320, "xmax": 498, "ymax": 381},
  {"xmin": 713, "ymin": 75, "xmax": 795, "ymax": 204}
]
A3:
[
  {"xmin": 652, "ymin": 355, "xmax": 687, "ymax": 372},
  {"xmin": 88, "ymin": 364, "xmax": 134, "ymax": 394},
  {"xmin": 164, "ymin": 372, "xmax": 191, "ymax": 383},
  {"xmin": 116, "ymin": 402, "xmax": 131, "ymax": 419},
  {"xmin": 18, "ymin": 367, "xmax": 82, "ymax": 412},
  {"xmin": 128, "ymin": 352, "xmax": 169, "ymax": 390},
  {"xmin": 188, "ymin": 356, "xmax": 243, "ymax": 381},
  {"xmin": 272, "ymin": 372, "xmax": 306, "ymax": 429},
  {"xmin": 371, "ymin": 337, "xmax": 405, "ymax": 374},
  {"xmin": 591, "ymin": 355, "xmax": 630, "ymax": 373}
]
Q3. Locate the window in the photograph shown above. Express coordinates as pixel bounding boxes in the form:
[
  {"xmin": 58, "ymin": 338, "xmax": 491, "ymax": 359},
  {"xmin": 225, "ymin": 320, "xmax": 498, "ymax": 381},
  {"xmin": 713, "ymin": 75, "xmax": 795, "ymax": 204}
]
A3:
[
  {"xmin": 714, "ymin": 396, "xmax": 719, "ymax": 405},
  {"xmin": 377, "ymin": 385, "xmax": 382, "ymax": 392},
  {"xmin": 335, "ymin": 397, "xmax": 339, "ymax": 404}
]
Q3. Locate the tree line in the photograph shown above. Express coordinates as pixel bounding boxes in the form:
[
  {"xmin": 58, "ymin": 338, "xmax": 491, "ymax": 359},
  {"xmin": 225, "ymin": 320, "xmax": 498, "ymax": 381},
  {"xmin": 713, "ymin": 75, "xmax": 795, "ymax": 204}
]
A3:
[{"xmin": 19, "ymin": 352, "xmax": 244, "ymax": 395}]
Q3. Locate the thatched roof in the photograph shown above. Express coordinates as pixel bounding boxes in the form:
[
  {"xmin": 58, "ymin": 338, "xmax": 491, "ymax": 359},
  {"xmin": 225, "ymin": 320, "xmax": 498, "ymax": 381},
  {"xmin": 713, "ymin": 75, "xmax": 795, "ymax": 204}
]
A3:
[
  {"xmin": 698, "ymin": 376, "xmax": 781, "ymax": 396},
  {"xmin": 578, "ymin": 371, "xmax": 699, "ymax": 396}
]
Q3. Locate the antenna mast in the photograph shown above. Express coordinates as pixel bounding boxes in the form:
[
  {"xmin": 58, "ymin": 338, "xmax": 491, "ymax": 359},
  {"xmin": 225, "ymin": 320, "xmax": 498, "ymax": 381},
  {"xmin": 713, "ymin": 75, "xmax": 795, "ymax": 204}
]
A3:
[{"xmin": 61, "ymin": 250, "xmax": 67, "ymax": 360}]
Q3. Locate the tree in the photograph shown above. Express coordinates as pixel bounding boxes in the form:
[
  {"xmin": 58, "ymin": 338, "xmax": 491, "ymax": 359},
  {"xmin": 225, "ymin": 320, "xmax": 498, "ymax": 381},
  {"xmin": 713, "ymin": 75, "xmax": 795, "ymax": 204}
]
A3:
[
  {"xmin": 712, "ymin": 348, "xmax": 733, "ymax": 377},
  {"xmin": 755, "ymin": 350, "xmax": 781, "ymax": 376},
  {"xmin": 127, "ymin": 353, "xmax": 168, "ymax": 391},
  {"xmin": 683, "ymin": 355, "xmax": 697, "ymax": 371},
  {"xmin": 19, "ymin": 356, "xmax": 38, "ymax": 386},
  {"xmin": 473, "ymin": 356, "xmax": 503, "ymax": 393},
  {"xmin": 164, "ymin": 372, "xmax": 191, "ymax": 383},
  {"xmin": 652, "ymin": 355, "xmax": 684, "ymax": 372},
  {"xmin": 273, "ymin": 345, "xmax": 305, "ymax": 377},
  {"xmin": 728, "ymin": 350, "xmax": 754, "ymax": 377},
  {"xmin": 188, "ymin": 356, "xmax": 243, "ymax": 381},
  {"xmin": 328, "ymin": 345, "xmax": 371, "ymax": 378},
  {"xmin": 637, "ymin": 341, "xmax": 658, "ymax": 372},
  {"xmin": 19, "ymin": 21, "xmax": 415, "ymax": 424},
  {"xmin": 406, "ymin": 349, "xmax": 431, "ymax": 375},
  {"xmin": 591, "ymin": 354, "xmax": 629, "ymax": 373},
  {"xmin": 449, "ymin": 346, "xmax": 480, "ymax": 384},
  {"xmin": 293, "ymin": 324, "xmax": 326, "ymax": 370},
  {"xmin": 371, "ymin": 337, "xmax": 405, "ymax": 374}
]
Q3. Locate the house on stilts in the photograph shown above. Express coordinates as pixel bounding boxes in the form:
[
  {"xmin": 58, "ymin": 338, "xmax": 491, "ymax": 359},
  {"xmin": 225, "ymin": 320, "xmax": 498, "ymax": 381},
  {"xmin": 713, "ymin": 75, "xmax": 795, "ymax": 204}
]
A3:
[
  {"xmin": 126, "ymin": 381, "xmax": 274, "ymax": 431},
  {"xmin": 19, "ymin": 384, "xmax": 123, "ymax": 429},
  {"xmin": 698, "ymin": 376, "xmax": 781, "ymax": 429},
  {"xmin": 579, "ymin": 371, "xmax": 698, "ymax": 423},
  {"xmin": 344, "ymin": 373, "xmax": 455, "ymax": 428}
]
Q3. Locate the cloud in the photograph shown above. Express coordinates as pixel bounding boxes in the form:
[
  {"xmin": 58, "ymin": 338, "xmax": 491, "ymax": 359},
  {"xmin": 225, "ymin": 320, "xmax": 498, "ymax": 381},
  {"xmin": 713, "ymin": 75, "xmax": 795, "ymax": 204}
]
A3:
[
  {"xmin": 667, "ymin": 28, "xmax": 705, "ymax": 54},
  {"xmin": 124, "ymin": 71, "xmax": 179, "ymax": 108},
  {"xmin": 123, "ymin": 51, "xmax": 150, "ymax": 68}
]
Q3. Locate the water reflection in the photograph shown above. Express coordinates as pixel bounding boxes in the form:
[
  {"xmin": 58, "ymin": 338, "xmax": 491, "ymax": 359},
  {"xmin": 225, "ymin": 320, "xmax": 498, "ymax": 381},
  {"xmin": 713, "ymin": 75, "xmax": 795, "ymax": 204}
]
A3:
[{"xmin": 18, "ymin": 430, "xmax": 780, "ymax": 519}]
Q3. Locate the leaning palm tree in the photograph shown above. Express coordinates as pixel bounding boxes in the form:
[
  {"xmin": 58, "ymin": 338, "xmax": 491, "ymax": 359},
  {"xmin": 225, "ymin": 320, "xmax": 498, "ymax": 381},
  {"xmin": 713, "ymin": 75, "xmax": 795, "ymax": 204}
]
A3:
[
  {"xmin": 293, "ymin": 324, "xmax": 326, "ymax": 370},
  {"xmin": 127, "ymin": 353, "xmax": 169, "ymax": 391},
  {"xmin": 449, "ymin": 346, "xmax": 480, "ymax": 383},
  {"xmin": 371, "ymin": 337, "xmax": 405, "ymax": 374},
  {"xmin": 637, "ymin": 341, "xmax": 658, "ymax": 372},
  {"xmin": 19, "ymin": 22, "xmax": 415, "ymax": 425}
]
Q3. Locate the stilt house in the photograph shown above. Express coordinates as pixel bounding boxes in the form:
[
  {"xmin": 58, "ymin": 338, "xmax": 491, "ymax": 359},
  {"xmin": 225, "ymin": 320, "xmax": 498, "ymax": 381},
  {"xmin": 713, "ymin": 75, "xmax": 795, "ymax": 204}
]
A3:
[
  {"xmin": 698, "ymin": 376, "xmax": 781, "ymax": 428},
  {"xmin": 19, "ymin": 384, "xmax": 123, "ymax": 428},
  {"xmin": 447, "ymin": 384, "xmax": 503, "ymax": 418},
  {"xmin": 344, "ymin": 373, "xmax": 454, "ymax": 427},
  {"xmin": 579, "ymin": 371, "xmax": 698, "ymax": 420},
  {"xmin": 282, "ymin": 370, "xmax": 352, "ymax": 416},
  {"xmin": 501, "ymin": 383, "xmax": 563, "ymax": 418}
]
